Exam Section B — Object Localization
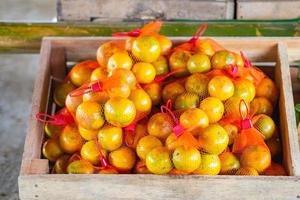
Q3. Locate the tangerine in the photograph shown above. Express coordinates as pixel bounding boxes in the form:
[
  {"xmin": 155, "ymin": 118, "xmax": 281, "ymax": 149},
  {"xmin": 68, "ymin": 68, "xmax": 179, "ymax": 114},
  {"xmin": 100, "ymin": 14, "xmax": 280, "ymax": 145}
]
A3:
[
  {"xmin": 146, "ymin": 146, "xmax": 173, "ymax": 174},
  {"xmin": 76, "ymin": 101, "xmax": 105, "ymax": 130},
  {"xmin": 208, "ymin": 75, "xmax": 234, "ymax": 101},
  {"xmin": 98, "ymin": 125, "xmax": 123, "ymax": 151},
  {"xmin": 199, "ymin": 97, "xmax": 224, "ymax": 123},
  {"xmin": 104, "ymin": 97, "xmax": 136, "ymax": 127},
  {"xmin": 136, "ymin": 135, "xmax": 163, "ymax": 160},
  {"xmin": 132, "ymin": 62, "xmax": 156, "ymax": 84}
]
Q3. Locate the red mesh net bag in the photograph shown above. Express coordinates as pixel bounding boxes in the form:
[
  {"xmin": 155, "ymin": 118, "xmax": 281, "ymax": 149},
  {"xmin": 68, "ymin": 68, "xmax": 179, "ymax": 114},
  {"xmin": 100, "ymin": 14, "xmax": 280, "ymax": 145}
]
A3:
[
  {"xmin": 232, "ymin": 100, "xmax": 268, "ymax": 154},
  {"xmin": 123, "ymin": 111, "xmax": 148, "ymax": 147},
  {"xmin": 36, "ymin": 108, "xmax": 75, "ymax": 126}
]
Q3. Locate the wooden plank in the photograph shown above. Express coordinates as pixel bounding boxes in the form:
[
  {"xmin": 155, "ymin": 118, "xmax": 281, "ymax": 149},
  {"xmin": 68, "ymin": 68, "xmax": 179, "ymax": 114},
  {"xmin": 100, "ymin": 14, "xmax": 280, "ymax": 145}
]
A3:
[
  {"xmin": 275, "ymin": 43, "xmax": 300, "ymax": 176},
  {"xmin": 237, "ymin": 0, "xmax": 300, "ymax": 20},
  {"xmin": 1, "ymin": 21, "xmax": 300, "ymax": 53},
  {"xmin": 57, "ymin": 0, "xmax": 234, "ymax": 21},
  {"xmin": 20, "ymin": 39, "xmax": 52, "ymax": 175},
  {"xmin": 20, "ymin": 159, "xmax": 49, "ymax": 175},
  {"xmin": 18, "ymin": 174, "xmax": 300, "ymax": 200}
]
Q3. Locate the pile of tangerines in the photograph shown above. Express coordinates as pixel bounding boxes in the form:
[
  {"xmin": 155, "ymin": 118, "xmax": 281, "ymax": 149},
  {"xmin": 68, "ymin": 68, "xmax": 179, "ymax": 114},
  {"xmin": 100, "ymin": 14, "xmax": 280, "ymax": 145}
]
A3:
[{"xmin": 39, "ymin": 21, "xmax": 286, "ymax": 176}]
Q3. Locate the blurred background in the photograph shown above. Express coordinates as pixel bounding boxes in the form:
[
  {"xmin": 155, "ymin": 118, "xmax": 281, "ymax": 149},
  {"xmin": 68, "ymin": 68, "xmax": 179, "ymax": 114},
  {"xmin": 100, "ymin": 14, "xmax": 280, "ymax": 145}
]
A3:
[{"xmin": 0, "ymin": 1, "xmax": 56, "ymax": 199}]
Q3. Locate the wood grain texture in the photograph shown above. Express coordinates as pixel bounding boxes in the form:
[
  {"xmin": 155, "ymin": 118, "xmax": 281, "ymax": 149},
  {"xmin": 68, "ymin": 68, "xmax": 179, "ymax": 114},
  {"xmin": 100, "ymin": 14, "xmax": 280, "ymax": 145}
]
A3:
[
  {"xmin": 237, "ymin": 0, "xmax": 300, "ymax": 20},
  {"xmin": 275, "ymin": 43, "xmax": 300, "ymax": 175},
  {"xmin": 57, "ymin": 0, "xmax": 234, "ymax": 21},
  {"xmin": 18, "ymin": 174, "xmax": 300, "ymax": 200},
  {"xmin": 20, "ymin": 39, "xmax": 52, "ymax": 175}
]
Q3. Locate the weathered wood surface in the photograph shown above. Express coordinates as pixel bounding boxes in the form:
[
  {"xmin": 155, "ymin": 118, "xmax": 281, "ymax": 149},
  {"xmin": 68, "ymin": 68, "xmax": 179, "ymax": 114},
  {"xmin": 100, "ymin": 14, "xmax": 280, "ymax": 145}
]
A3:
[
  {"xmin": 237, "ymin": 0, "xmax": 300, "ymax": 20},
  {"xmin": 57, "ymin": 0, "xmax": 234, "ymax": 21},
  {"xmin": 18, "ymin": 174, "xmax": 300, "ymax": 200},
  {"xmin": 0, "ymin": 20, "xmax": 300, "ymax": 53}
]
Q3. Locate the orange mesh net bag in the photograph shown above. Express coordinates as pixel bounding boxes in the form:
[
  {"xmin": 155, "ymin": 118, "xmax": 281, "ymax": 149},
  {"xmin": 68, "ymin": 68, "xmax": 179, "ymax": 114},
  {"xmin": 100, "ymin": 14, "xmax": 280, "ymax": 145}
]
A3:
[
  {"xmin": 160, "ymin": 100, "xmax": 200, "ymax": 150},
  {"xmin": 232, "ymin": 100, "xmax": 269, "ymax": 154},
  {"xmin": 68, "ymin": 71, "xmax": 123, "ymax": 97}
]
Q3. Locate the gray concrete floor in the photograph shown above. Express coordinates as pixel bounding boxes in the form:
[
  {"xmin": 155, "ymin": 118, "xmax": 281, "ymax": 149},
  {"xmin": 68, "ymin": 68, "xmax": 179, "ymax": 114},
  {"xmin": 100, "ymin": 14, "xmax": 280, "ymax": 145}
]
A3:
[{"xmin": 0, "ymin": 1, "xmax": 56, "ymax": 199}]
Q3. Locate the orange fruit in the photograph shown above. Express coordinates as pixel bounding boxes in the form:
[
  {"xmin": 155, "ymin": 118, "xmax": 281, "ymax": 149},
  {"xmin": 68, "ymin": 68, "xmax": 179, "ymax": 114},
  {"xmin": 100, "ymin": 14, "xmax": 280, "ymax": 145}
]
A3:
[
  {"xmin": 110, "ymin": 68, "xmax": 137, "ymax": 89},
  {"xmin": 67, "ymin": 160, "xmax": 94, "ymax": 174},
  {"xmin": 104, "ymin": 97, "xmax": 136, "ymax": 127},
  {"xmin": 129, "ymin": 88, "xmax": 152, "ymax": 113},
  {"xmin": 253, "ymin": 115, "xmax": 276, "ymax": 140},
  {"xmin": 195, "ymin": 40, "xmax": 215, "ymax": 57},
  {"xmin": 76, "ymin": 101, "xmax": 105, "ymax": 130},
  {"xmin": 233, "ymin": 52, "xmax": 244, "ymax": 68},
  {"xmin": 132, "ymin": 62, "xmax": 156, "ymax": 84},
  {"xmin": 53, "ymin": 155, "xmax": 70, "ymax": 174},
  {"xmin": 132, "ymin": 36, "xmax": 161, "ymax": 62},
  {"xmin": 80, "ymin": 140, "xmax": 108, "ymax": 165},
  {"xmin": 224, "ymin": 96, "xmax": 249, "ymax": 119},
  {"xmin": 78, "ymin": 126, "xmax": 97, "ymax": 141},
  {"xmin": 235, "ymin": 167, "xmax": 259, "ymax": 176},
  {"xmin": 155, "ymin": 35, "xmax": 172, "ymax": 55},
  {"xmin": 165, "ymin": 133, "xmax": 178, "ymax": 152},
  {"xmin": 172, "ymin": 146, "xmax": 201, "ymax": 173},
  {"xmin": 90, "ymin": 67, "xmax": 108, "ymax": 82},
  {"xmin": 223, "ymin": 123, "xmax": 238, "ymax": 145},
  {"xmin": 109, "ymin": 146, "xmax": 137, "ymax": 172},
  {"xmin": 169, "ymin": 50, "xmax": 191, "ymax": 77},
  {"xmin": 199, "ymin": 124, "xmax": 229, "ymax": 154},
  {"xmin": 168, "ymin": 169, "xmax": 190, "ymax": 175},
  {"xmin": 179, "ymin": 108, "xmax": 209, "ymax": 129},
  {"xmin": 69, "ymin": 63, "xmax": 93, "ymax": 87},
  {"xmin": 256, "ymin": 77, "xmax": 278, "ymax": 103},
  {"xmin": 98, "ymin": 168, "xmax": 119, "ymax": 174},
  {"xmin": 82, "ymin": 91, "xmax": 109, "ymax": 104},
  {"xmin": 146, "ymin": 146, "xmax": 173, "ymax": 174},
  {"xmin": 107, "ymin": 83, "xmax": 131, "ymax": 98},
  {"xmin": 53, "ymin": 82, "xmax": 76, "ymax": 107},
  {"xmin": 134, "ymin": 160, "xmax": 152, "ymax": 174},
  {"xmin": 240, "ymin": 145, "xmax": 271, "ymax": 173},
  {"xmin": 59, "ymin": 125, "xmax": 84, "ymax": 154},
  {"xmin": 147, "ymin": 113, "xmax": 172, "ymax": 140},
  {"xmin": 266, "ymin": 136, "xmax": 282, "ymax": 159},
  {"xmin": 98, "ymin": 125, "xmax": 123, "ymax": 151},
  {"xmin": 107, "ymin": 51, "xmax": 133, "ymax": 72},
  {"xmin": 211, "ymin": 50, "xmax": 235, "ymax": 69},
  {"xmin": 162, "ymin": 82, "xmax": 185, "ymax": 103},
  {"xmin": 96, "ymin": 41, "xmax": 124, "ymax": 67},
  {"xmin": 152, "ymin": 55, "xmax": 169, "ymax": 75},
  {"xmin": 219, "ymin": 152, "xmax": 240, "ymax": 174},
  {"xmin": 263, "ymin": 163, "xmax": 286, "ymax": 176},
  {"xmin": 185, "ymin": 73, "xmax": 209, "ymax": 98},
  {"xmin": 136, "ymin": 135, "xmax": 163, "ymax": 160},
  {"xmin": 233, "ymin": 79, "xmax": 256, "ymax": 102},
  {"xmin": 44, "ymin": 122, "xmax": 64, "ymax": 138},
  {"xmin": 174, "ymin": 92, "xmax": 200, "ymax": 110},
  {"xmin": 42, "ymin": 139, "xmax": 64, "ymax": 162},
  {"xmin": 208, "ymin": 75, "xmax": 234, "ymax": 101},
  {"xmin": 187, "ymin": 53, "xmax": 211, "ymax": 74},
  {"xmin": 130, "ymin": 123, "xmax": 148, "ymax": 149},
  {"xmin": 250, "ymin": 97, "xmax": 273, "ymax": 116},
  {"xmin": 143, "ymin": 82, "xmax": 162, "ymax": 105},
  {"xmin": 193, "ymin": 154, "xmax": 221, "ymax": 175},
  {"xmin": 199, "ymin": 97, "xmax": 224, "ymax": 123},
  {"xmin": 65, "ymin": 94, "xmax": 82, "ymax": 113}
]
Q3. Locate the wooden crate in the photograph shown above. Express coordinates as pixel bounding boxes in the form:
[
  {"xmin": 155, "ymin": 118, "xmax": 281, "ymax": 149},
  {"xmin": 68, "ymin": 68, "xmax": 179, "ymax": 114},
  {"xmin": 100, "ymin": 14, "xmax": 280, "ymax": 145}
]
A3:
[
  {"xmin": 57, "ymin": 0, "xmax": 234, "ymax": 21},
  {"xmin": 19, "ymin": 37, "xmax": 300, "ymax": 200},
  {"xmin": 237, "ymin": 0, "xmax": 300, "ymax": 20}
]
